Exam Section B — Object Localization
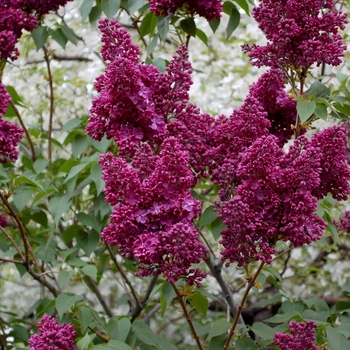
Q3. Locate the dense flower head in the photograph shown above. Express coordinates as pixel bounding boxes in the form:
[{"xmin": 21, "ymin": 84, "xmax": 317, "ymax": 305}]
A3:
[
  {"xmin": 87, "ymin": 19, "xmax": 212, "ymax": 173},
  {"xmin": 0, "ymin": 1, "xmax": 37, "ymax": 60},
  {"xmin": 274, "ymin": 321, "xmax": 319, "ymax": 350},
  {"xmin": 0, "ymin": 84, "xmax": 24, "ymax": 163},
  {"xmin": 243, "ymin": 0, "xmax": 347, "ymax": 69},
  {"xmin": 219, "ymin": 135, "xmax": 326, "ymax": 266},
  {"xmin": 149, "ymin": 0, "xmax": 222, "ymax": 20},
  {"xmin": 134, "ymin": 222, "xmax": 207, "ymax": 285},
  {"xmin": 249, "ymin": 69, "xmax": 298, "ymax": 145},
  {"xmin": 207, "ymin": 95, "xmax": 270, "ymax": 199},
  {"xmin": 335, "ymin": 210, "xmax": 350, "ymax": 234},
  {"xmin": 311, "ymin": 126, "xmax": 350, "ymax": 201},
  {"xmin": 99, "ymin": 137, "xmax": 206, "ymax": 284},
  {"xmin": 20, "ymin": 0, "xmax": 73, "ymax": 16},
  {"xmin": 0, "ymin": 215, "xmax": 7, "ymax": 226},
  {"xmin": 28, "ymin": 315, "xmax": 77, "ymax": 350}
]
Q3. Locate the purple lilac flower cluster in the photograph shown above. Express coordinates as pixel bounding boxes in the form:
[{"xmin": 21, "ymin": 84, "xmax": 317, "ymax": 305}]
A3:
[
  {"xmin": 335, "ymin": 210, "xmax": 350, "ymax": 234},
  {"xmin": 208, "ymin": 70, "xmax": 349, "ymax": 265},
  {"xmin": 0, "ymin": 0, "xmax": 72, "ymax": 61},
  {"xmin": 149, "ymin": 0, "xmax": 222, "ymax": 20},
  {"xmin": 0, "ymin": 83, "xmax": 23, "ymax": 163},
  {"xmin": 28, "ymin": 315, "xmax": 77, "ymax": 350},
  {"xmin": 242, "ymin": 0, "xmax": 347, "ymax": 70},
  {"xmin": 88, "ymin": 20, "xmax": 208, "ymax": 285},
  {"xmin": 274, "ymin": 321, "xmax": 319, "ymax": 350}
]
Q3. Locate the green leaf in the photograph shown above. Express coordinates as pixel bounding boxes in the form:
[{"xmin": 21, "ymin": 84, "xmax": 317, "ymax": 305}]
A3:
[
  {"xmin": 48, "ymin": 194, "xmax": 71, "ymax": 225},
  {"xmin": 77, "ymin": 333, "xmax": 93, "ymax": 349},
  {"xmin": 58, "ymin": 270, "xmax": 71, "ymax": 288},
  {"xmin": 226, "ymin": 8, "xmax": 240, "ymax": 39},
  {"xmin": 79, "ymin": 306, "xmax": 93, "ymax": 333},
  {"xmin": 49, "ymin": 28, "xmax": 68, "ymax": 49},
  {"xmin": 208, "ymin": 334, "xmax": 227, "ymax": 350},
  {"xmin": 189, "ymin": 292, "xmax": 208, "ymax": 318},
  {"xmin": 72, "ymin": 135, "xmax": 90, "ymax": 158},
  {"xmin": 314, "ymin": 103, "xmax": 328, "ymax": 120},
  {"xmin": 107, "ymin": 340, "xmax": 132, "ymax": 350},
  {"xmin": 200, "ymin": 205, "xmax": 218, "ymax": 226},
  {"xmin": 107, "ymin": 318, "xmax": 131, "ymax": 342},
  {"xmin": 157, "ymin": 16, "xmax": 169, "ymax": 42},
  {"xmin": 140, "ymin": 12, "xmax": 157, "ymax": 38},
  {"xmin": 297, "ymin": 99, "xmax": 316, "ymax": 123},
  {"xmin": 76, "ymin": 229, "xmax": 100, "ymax": 255},
  {"xmin": 89, "ymin": 5, "xmax": 103, "ymax": 25},
  {"xmin": 209, "ymin": 18, "xmax": 220, "ymax": 33},
  {"xmin": 155, "ymin": 336, "xmax": 178, "ymax": 350},
  {"xmin": 234, "ymin": 0, "xmax": 250, "ymax": 15},
  {"xmin": 62, "ymin": 118, "xmax": 82, "ymax": 132},
  {"xmin": 6, "ymin": 86, "xmax": 23, "ymax": 104},
  {"xmin": 207, "ymin": 319, "xmax": 231, "ymax": 341},
  {"xmin": 196, "ymin": 28, "xmax": 208, "ymax": 46},
  {"xmin": 265, "ymin": 311, "xmax": 301, "ymax": 323},
  {"xmin": 180, "ymin": 18, "xmax": 196, "ymax": 37},
  {"xmin": 32, "ymin": 26, "xmax": 48, "ymax": 50},
  {"xmin": 152, "ymin": 57, "xmax": 166, "ymax": 72},
  {"xmin": 102, "ymin": 0, "xmax": 121, "ymax": 18},
  {"xmin": 235, "ymin": 338, "xmax": 256, "ymax": 350},
  {"xmin": 81, "ymin": 265, "xmax": 98, "ymax": 281},
  {"xmin": 251, "ymin": 322, "xmax": 275, "ymax": 340},
  {"xmin": 63, "ymin": 162, "xmax": 91, "ymax": 184},
  {"xmin": 61, "ymin": 25, "xmax": 77, "ymax": 45},
  {"xmin": 326, "ymin": 326, "xmax": 350, "ymax": 350},
  {"xmin": 210, "ymin": 217, "xmax": 226, "ymax": 240},
  {"xmin": 341, "ymin": 281, "xmax": 350, "ymax": 296},
  {"xmin": 13, "ymin": 188, "xmax": 32, "ymax": 212},
  {"xmin": 306, "ymin": 80, "xmax": 330, "ymax": 98},
  {"xmin": 33, "ymin": 159, "xmax": 48, "ymax": 174},
  {"xmin": 146, "ymin": 36, "xmax": 158, "ymax": 56},
  {"xmin": 55, "ymin": 294, "xmax": 83, "ymax": 318},
  {"xmin": 81, "ymin": 0, "xmax": 95, "ymax": 23},
  {"xmin": 128, "ymin": 0, "xmax": 145, "ymax": 14},
  {"xmin": 131, "ymin": 320, "xmax": 158, "ymax": 346}
]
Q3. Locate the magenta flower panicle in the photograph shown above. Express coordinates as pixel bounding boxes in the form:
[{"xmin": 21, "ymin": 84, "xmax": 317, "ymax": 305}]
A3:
[
  {"xmin": 274, "ymin": 321, "xmax": 319, "ymax": 350},
  {"xmin": 28, "ymin": 315, "xmax": 77, "ymax": 350},
  {"xmin": 243, "ymin": 0, "xmax": 347, "ymax": 70},
  {"xmin": 0, "ymin": 83, "xmax": 23, "ymax": 163}
]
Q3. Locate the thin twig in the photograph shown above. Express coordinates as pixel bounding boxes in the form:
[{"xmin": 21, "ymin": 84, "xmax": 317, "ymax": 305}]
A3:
[
  {"xmin": 85, "ymin": 275, "xmax": 113, "ymax": 317},
  {"xmin": 131, "ymin": 275, "xmax": 159, "ymax": 322},
  {"xmin": 170, "ymin": 281, "xmax": 204, "ymax": 350},
  {"xmin": 0, "ymin": 257, "xmax": 23, "ymax": 264},
  {"xmin": 0, "ymin": 318, "xmax": 8, "ymax": 350},
  {"xmin": 223, "ymin": 261, "xmax": 265, "ymax": 350},
  {"xmin": 10, "ymin": 102, "xmax": 36, "ymax": 161},
  {"xmin": 106, "ymin": 244, "xmax": 141, "ymax": 311},
  {"xmin": 0, "ymin": 226, "xmax": 25, "ymax": 260},
  {"xmin": 205, "ymin": 257, "xmax": 245, "ymax": 325},
  {"xmin": 43, "ymin": 46, "xmax": 54, "ymax": 163}
]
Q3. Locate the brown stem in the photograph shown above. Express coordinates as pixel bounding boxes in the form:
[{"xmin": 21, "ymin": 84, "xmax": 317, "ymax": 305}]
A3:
[
  {"xmin": 131, "ymin": 275, "xmax": 159, "ymax": 322},
  {"xmin": 0, "ymin": 257, "xmax": 23, "ymax": 264},
  {"xmin": 205, "ymin": 258, "xmax": 245, "ymax": 325},
  {"xmin": 170, "ymin": 281, "xmax": 204, "ymax": 350},
  {"xmin": 223, "ymin": 261, "xmax": 265, "ymax": 350},
  {"xmin": 0, "ymin": 226, "xmax": 25, "ymax": 260},
  {"xmin": 43, "ymin": 46, "xmax": 54, "ymax": 163},
  {"xmin": 10, "ymin": 102, "xmax": 36, "ymax": 161},
  {"xmin": 106, "ymin": 244, "xmax": 141, "ymax": 312},
  {"xmin": 85, "ymin": 275, "xmax": 113, "ymax": 317},
  {"xmin": 0, "ymin": 318, "xmax": 8, "ymax": 350}
]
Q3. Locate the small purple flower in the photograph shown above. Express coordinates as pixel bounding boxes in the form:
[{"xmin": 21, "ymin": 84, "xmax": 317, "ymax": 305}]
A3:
[{"xmin": 28, "ymin": 315, "xmax": 77, "ymax": 350}]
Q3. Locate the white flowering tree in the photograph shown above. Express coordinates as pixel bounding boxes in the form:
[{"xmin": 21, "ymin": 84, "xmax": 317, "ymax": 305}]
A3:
[{"xmin": 1, "ymin": 1, "xmax": 350, "ymax": 349}]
